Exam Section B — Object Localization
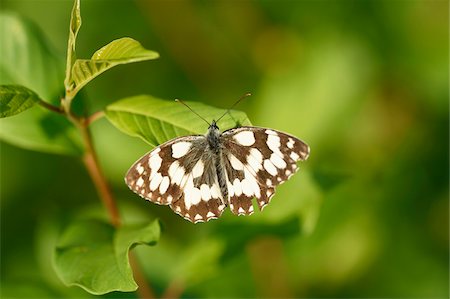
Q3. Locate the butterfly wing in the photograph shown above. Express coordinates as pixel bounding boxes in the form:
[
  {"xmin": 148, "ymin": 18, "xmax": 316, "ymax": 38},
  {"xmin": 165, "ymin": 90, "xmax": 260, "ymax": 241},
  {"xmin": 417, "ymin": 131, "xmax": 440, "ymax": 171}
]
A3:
[
  {"xmin": 125, "ymin": 135, "xmax": 225, "ymax": 223},
  {"xmin": 221, "ymin": 126, "xmax": 310, "ymax": 214}
]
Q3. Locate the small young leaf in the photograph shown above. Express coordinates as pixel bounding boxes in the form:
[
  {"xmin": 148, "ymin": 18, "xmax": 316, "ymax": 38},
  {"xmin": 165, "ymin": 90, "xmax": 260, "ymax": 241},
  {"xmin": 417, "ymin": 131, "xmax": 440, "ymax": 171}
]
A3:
[
  {"xmin": 105, "ymin": 95, "xmax": 251, "ymax": 146},
  {"xmin": 68, "ymin": 38, "xmax": 159, "ymax": 96},
  {"xmin": 54, "ymin": 219, "xmax": 160, "ymax": 295},
  {"xmin": 64, "ymin": 0, "xmax": 82, "ymax": 90},
  {"xmin": 0, "ymin": 85, "xmax": 41, "ymax": 118}
]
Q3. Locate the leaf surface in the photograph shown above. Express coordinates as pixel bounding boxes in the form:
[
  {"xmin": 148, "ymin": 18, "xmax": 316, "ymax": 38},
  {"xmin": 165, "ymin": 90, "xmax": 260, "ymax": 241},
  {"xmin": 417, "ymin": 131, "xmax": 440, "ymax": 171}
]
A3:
[
  {"xmin": 54, "ymin": 219, "xmax": 160, "ymax": 295},
  {"xmin": 0, "ymin": 13, "xmax": 82, "ymax": 155},
  {"xmin": 69, "ymin": 38, "xmax": 159, "ymax": 96},
  {"xmin": 105, "ymin": 95, "xmax": 252, "ymax": 146},
  {"xmin": 0, "ymin": 85, "xmax": 40, "ymax": 118}
]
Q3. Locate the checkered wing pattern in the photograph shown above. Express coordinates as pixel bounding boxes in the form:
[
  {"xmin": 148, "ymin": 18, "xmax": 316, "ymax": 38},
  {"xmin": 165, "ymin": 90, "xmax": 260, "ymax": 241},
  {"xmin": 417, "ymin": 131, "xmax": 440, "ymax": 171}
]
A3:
[
  {"xmin": 221, "ymin": 126, "xmax": 310, "ymax": 215},
  {"xmin": 125, "ymin": 136, "xmax": 226, "ymax": 223}
]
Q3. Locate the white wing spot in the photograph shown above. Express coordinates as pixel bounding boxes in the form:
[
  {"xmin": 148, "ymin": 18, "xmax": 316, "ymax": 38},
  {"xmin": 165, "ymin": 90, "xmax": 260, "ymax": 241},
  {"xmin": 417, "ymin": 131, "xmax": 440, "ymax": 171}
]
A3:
[
  {"xmin": 233, "ymin": 178, "xmax": 243, "ymax": 196},
  {"xmin": 159, "ymin": 176, "xmax": 170, "ymax": 194},
  {"xmin": 286, "ymin": 170, "xmax": 292, "ymax": 176},
  {"xmin": 233, "ymin": 131, "xmax": 255, "ymax": 146},
  {"xmin": 136, "ymin": 177, "xmax": 144, "ymax": 187},
  {"xmin": 136, "ymin": 164, "xmax": 144, "ymax": 175},
  {"xmin": 264, "ymin": 159, "xmax": 278, "ymax": 176},
  {"xmin": 290, "ymin": 152, "xmax": 300, "ymax": 161},
  {"xmin": 267, "ymin": 134, "xmax": 282, "ymax": 155},
  {"xmin": 185, "ymin": 187, "xmax": 201, "ymax": 208},
  {"xmin": 192, "ymin": 160, "xmax": 204, "ymax": 178},
  {"xmin": 172, "ymin": 142, "xmax": 192, "ymax": 158},
  {"xmin": 238, "ymin": 207, "xmax": 245, "ymax": 214},
  {"xmin": 227, "ymin": 181, "xmax": 235, "ymax": 197},
  {"xmin": 229, "ymin": 154, "xmax": 244, "ymax": 171},
  {"xmin": 200, "ymin": 184, "xmax": 211, "ymax": 201},
  {"xmin": 194, "ymin": 214, "xmax": 203, "ymax": 221},
  {"xmin": 206, "ymin": 211, "xmax": 216, "ymax": 218},
  {"xmin": 175, "ymin": 205, "xmax": 181, "ymax": 213},
  {"xmin": 241, "ymin": 179, "xmax": 253, "ymax": 197},
  {"xmin": 270, "ymin": 153, "xmax": 287, "ymax": 169},
  {"xmin": 173, "ymin": 166, "xmax": 186, "ymax": 185},
  {"xmin": 167, "ymin": 195, "xmax": 173, "ymax": 203},
  {"xmin": 248, "ymin": 205, "xmax": 254, "ymax": 214},
  {"xmin": 287, "ymin": 138, "xmax": 295, "ymax": 149},
  {"xmin": 210, "ymin": 183, "xmax": 221, "ymax": 199},
  {"xmin": 247, "ymin": 148, "xmax": 263, "ymax": 172},
  {"xmin": 244, "ymin": 168, "xmax": 260, "ymax": 198},
  {"xmin": 149, "ymin": 153, "xmax": 162, "ymax": 172},
  {"xmin": 150, "ymin": 173, "xmax": 163, "ymax": 191},
  {"xmin": 266, "ymin": 179, "xmax": 272, "ymax": 186}
]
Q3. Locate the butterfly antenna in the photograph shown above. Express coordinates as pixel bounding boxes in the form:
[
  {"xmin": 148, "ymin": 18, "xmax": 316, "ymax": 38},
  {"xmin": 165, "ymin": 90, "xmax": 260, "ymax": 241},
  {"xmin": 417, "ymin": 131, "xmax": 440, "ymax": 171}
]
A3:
[
  {"xmin": 216, "ymin": 92, "xmax": 252, "ymax": 123},
  {"xmin": 175, "ymin": 99, "xmax": 210, "ymax": 126}
]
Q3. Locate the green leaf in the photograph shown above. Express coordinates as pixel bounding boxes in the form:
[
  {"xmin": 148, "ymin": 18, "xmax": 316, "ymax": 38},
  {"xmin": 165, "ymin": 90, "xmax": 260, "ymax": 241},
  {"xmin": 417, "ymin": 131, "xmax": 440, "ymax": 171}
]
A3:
[
  {"xmin": 64, "ymin": 0, "xmax": 81, "ymax": 90},
  {"xmin": 0, "ymin": 13, "xmax": 82, "ymax": 155},
  {"xmin": 0, "ymin": 12, "xmax": 64, "ymax": 102},
  {"xmin": 105, "ymin": 95, "xmax": 252, "ymax": 146},
  {"xmin": 68, "ymin": 38, "xmax": 159, "ymax": 96},
  {"xmin": 0, "ymin": 85, "xmax": 41, "ymax": 118},
  {"xmin": 54, "ymin": 219, "xmax": 160, "ymax": 295},
  {"xmin": 0, "ymin": 106, "xmax": 83, "ymax": 155}
]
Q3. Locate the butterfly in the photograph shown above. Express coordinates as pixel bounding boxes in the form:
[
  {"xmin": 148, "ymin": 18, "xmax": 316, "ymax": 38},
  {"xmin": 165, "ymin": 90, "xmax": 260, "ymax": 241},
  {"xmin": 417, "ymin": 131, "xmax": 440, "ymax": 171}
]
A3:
[{"xmin": 125, "ymin": 99, "xmax": 310, "ymax": 223}]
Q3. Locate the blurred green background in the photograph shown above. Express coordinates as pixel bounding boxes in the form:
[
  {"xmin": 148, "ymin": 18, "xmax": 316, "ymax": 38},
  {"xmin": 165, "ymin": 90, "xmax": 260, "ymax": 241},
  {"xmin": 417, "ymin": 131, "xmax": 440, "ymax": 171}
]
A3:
[{"xmin": 1, "ymin": 0, "xmax": 448, "ymax": 298}]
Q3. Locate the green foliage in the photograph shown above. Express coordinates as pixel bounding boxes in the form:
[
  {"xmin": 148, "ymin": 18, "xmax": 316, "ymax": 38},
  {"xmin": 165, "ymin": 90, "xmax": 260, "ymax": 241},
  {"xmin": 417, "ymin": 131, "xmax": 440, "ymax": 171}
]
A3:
[
  {"xmin": 0, "ymin": 107, "xmax": 83, "ymax": 155},
  {"xmin": 0, "ymin": 12, "xmax": 64, "ymax": 101},
  {"xmin": 69, "ymin": 38, "xmax": 159, "ymax": 97},
  {"xmin": 0, "ymin": 13, "xmax": 82, "ymax": 155},
  {"xmin": 1, "ymin": 0, "xmax": 448, "ymax": 298},
  {"xmin": 54, "ymin": 219, "xmax": 160, "ymax": 295},
  {"xmin": 0, "ymin": 85, "xmax": 41, "ymax": 118},
  {"xmin": 105, "ymin": 95, "xmax": 251, "ymax": 146}
]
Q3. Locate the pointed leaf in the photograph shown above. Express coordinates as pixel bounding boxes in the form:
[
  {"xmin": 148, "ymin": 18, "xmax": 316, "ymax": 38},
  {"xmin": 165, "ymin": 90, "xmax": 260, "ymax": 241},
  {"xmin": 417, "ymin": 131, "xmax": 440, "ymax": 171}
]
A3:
[
  {"xmin": 64, "ymin": 0, "xmax": 82, "ymax": 90},
  {"xmin": 54, "ymin": 219, "xmax": 160, "ymax": 295},
  {"xmin": 0, "ymin": 85, "xmax": 40, "ymax": 118},
  {"xmin": 104, "ymin": 95, "xmax": 252, "ymax": 146},
  {"xmin": 69, "ymin": 38, "xmax": 159, "ymax": 96}
]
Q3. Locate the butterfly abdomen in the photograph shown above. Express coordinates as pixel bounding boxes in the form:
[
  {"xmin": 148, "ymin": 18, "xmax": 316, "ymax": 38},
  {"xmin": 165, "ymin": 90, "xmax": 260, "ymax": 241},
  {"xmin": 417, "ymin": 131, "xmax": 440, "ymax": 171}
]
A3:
[{"xmin": 215, "ymin": 156, "xmax": 228, "ymax": 201}]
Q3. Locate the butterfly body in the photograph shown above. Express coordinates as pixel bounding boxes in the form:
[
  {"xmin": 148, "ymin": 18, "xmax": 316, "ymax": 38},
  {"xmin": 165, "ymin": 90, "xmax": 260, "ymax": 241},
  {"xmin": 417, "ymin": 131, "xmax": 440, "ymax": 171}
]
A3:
[{"xmin": 125, "ymin": 122, "xmax": 309, "ymax": 223}]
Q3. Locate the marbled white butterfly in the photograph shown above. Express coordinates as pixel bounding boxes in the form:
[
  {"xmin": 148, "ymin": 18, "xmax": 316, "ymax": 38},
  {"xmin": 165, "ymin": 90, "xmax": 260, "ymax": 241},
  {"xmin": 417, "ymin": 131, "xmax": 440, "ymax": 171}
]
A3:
[{"xmin": 125, "ymin": 97, "xmax": 310, "ymax": 223}]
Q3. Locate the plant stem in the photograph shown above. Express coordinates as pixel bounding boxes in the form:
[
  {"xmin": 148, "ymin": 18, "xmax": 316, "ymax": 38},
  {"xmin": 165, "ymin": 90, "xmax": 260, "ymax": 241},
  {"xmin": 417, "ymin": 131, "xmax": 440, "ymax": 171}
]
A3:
[
  {"xmin": 85, "ymin": 110, "xmax": 105, "ymax": 126},
  {"xmin": 79, "ymin": 123, "xmax": 121, "ymax": 227},
  {"xmin": 130, "ymin": 254, "xmax": 156, "ymax": 299},
  {"xmin": 38, "ymin": 99, "xmax": 64, "ymax": 114},
  {"xmin": 75, "ymin": 113, "xmax": 155, "ymax": 299}
]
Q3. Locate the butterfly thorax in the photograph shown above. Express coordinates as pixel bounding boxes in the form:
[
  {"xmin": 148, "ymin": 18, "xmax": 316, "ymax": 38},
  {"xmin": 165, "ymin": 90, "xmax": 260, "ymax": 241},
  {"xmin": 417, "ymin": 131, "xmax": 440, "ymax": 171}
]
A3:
[{"xmin": 206, "ymin": 120, "xmax": 221, "ymax": 155}]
